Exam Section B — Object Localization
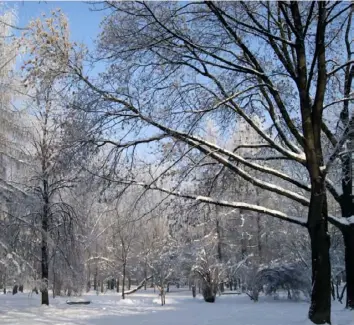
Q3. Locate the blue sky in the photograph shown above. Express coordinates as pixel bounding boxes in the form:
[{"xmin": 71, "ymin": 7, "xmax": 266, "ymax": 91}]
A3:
[
  {"xmin": 11, "ymin": 1, "xmax": 105, "ymax": 49},
  {"xmin": 8, "ymin": 1, "xmax": 159, "ymax": 160}
]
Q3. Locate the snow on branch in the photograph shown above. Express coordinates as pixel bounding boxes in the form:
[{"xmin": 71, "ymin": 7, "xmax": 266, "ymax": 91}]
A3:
[
  {"xmin": 328, "ymin": 215, "xmax": 354, "ymax": 228},
  {"xmin": 114, "ymin": 179, "xmax": 308, "ymax": 226},
  {"xmin": 95, "ymin": 134, "xmax": 167, "ymax": 149},
  {"xmin": 195, "ymin": 196, "xmax": 307, "ymax": 226},
  {"xmin": 124, "ymin": 275, "xmax": 153, "ymax": 295},
  {"xmin": 86, "ymin": 256, "xmax": 116, "ymax": 265}
]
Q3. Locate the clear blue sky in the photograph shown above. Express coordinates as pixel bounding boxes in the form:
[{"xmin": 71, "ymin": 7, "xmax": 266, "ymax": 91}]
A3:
[{"xmin": 11, "ymin": 1, "xmax": 105, "ymax": 49}]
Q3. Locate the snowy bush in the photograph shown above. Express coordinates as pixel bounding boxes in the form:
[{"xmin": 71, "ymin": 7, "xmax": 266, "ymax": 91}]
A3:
[
  {"xmin": 192, "ymin": 249, "xmax": 220, "ymax": 303},
  {"xmin": 250, "ymin": 261, "xmax": 311, "ymax": 301}
]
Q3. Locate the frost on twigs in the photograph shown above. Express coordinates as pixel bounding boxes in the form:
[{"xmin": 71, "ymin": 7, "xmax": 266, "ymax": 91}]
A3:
[{"xmin": 21, "ymin": 9, "xmax": 85, "ymax": 89}]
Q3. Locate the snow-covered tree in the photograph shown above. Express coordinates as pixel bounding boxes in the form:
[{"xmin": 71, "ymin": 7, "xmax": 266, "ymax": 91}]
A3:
[{"xmin": 22, "ymin": 3, "xmax": 354, "ymax": 323}]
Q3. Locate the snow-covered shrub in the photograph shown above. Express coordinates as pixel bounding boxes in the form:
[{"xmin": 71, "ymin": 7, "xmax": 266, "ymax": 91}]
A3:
[
  {"xmin": 192, "ymin": 249, "xmax": 220, "ymax": 303},
  {"xmin": 251, "ymin": 261, "xmax": 311, "ymax": 301}
]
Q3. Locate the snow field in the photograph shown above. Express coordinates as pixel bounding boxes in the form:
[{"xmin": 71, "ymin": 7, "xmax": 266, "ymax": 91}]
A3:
[{"xmin": 0, "ymin": 289, "xmax": 353, "ymax": 325}]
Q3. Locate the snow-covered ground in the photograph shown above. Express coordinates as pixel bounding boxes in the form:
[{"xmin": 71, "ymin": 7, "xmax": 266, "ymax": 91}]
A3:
[{"xmin": 0, "ymin": 289, "xmax": 352, "ymax": 325}]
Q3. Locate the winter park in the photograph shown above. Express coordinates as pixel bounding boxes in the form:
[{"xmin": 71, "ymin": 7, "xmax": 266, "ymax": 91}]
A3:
[{"xmin": 0, "ymin": 1, "xmax": 354, "ymax": 324}]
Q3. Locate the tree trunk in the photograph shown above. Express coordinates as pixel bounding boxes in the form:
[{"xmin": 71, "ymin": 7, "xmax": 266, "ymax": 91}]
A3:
[
  {"xmin": 338, "ymin": 3, "xmax": 354, "ymax": 303},
  {"xmin": 52, "ymin": 257, "xmax": 56, "ymax": 298},
  {"xmin": 144, "ymin": 264, "xmax": 147, "ymax": 290},
  {"xmin": 116, "ymin": 278, "xmax": 119, "ymax": 293},
  {"xmin": 331, "ymin": 281, "xmax": 335, "ymax": 301},
  {"xmin": 339, "ymin": 174, "xmax": 354, "ymax": 309},
  {"xmin": 87, "ymin": 267, "xmax": 91, "ymax": 292},
  {"xmin": 128, "ymin": 276, "xmax": 131, "ymax": 290},
  {"xmin": 122, "ymin": 263, "xmax": 126, "ymax": 299},
  {"xmin": 93, "ymin": 269, "xmax": 97, "ymax": 291},
  {"xmin": 100, "ymin": 279, "xmax": 104, "ymax": 293},
  {"xmin": 160, "ymin": 285, "xmax": 165, "ymax": 306},
  {"xmin": 202, "ymin": 282, "xmax": 216, "ymax": 303},
  {"xmin": 3, "ymin": 269, "xmax": 6, "ymax": 294},
  {"xmin": 307, "ymin": 187, "xmax": 331, "ymax": 324},
  {"xmin": 41, "ymin": 189, "xmax": 49, "ymax": 306},
  {"xmin": 256, "ymin": 214, "xmax": 262, "ymax": 264},
  {"xmin": 292, "ymin": 2, "xmax": 330, "ymax": 321},
  {"xmin": 216, "ymin": 219, "xmax": 222, "ymax": 262},
  {"xmin": 53, "ymin": 272, "xmax": 56, "ymax": 298},
  {"xmin": 54, "ymin": 279, "xmax": 61, "ymax": 297},
  {"xmin": 342, "ymin": 226, "xmax": 354, "ymax": 309}
]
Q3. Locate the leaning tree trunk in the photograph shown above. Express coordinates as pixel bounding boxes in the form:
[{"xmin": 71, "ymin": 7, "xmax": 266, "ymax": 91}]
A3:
[
  {"xmin": 41, "ymin": 184, "xmax": 50, "ymax": 306},
  {"xmin": 307, "ymin": 181, "xmax": 331, "ymax": 324}
]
